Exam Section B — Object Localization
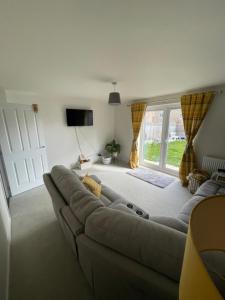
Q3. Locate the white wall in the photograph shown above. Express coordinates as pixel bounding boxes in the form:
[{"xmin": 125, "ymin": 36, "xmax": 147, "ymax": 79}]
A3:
[
  {"xmin": 115, "ymin": 103, "xmax": 132, "ymax": 162},
  {"xmin": 0, "ymin": 175, "xmax": 11, "ymax": 300},
  {"xmin": 195, "ymin": 90, "xmax": 225, "ymax": 165},
  {"xmin": 115, "ymin": 86, "xmax": 225, "ymax": 166},
  {"xmin": 3, "ymin": 85, "xmax": 225, "ymax": 170},
  {"xmin": 5, "ymin": 91, "xmax": 115, "ymax": 169}
]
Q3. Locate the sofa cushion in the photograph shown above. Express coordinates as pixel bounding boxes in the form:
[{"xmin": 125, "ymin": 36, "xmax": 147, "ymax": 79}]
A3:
[
  {"xmin": 82, "ymin": 175, "xmax": 101, "ymax": 197},
  {"xmin": 177, "ymin": 195, "xmax": 205, "ymax": 225},
  {"xmin": 85, "ymin": 207, "xmax": 186, "ymax": 282},
  {"xmin": 99, "ymin": 194, "xmax": 111, "ymax": 206},
  {"xmin": 216, "ymin": 186, "xmax": 225, "ymax": 195},
  {"xmin": 211, "ymin": 172, "xmax": 225, "ymax": 186},
  {"xmin": 178, "ymin": 179, "xmax": 225, "ymax": 225},
  {"xmin": 101, "ymin": 185, "xmax": 127, "ymax": 203},
  {"xmin": 151, "ymin": 216, "xmax": 188, "ymax": 234},
  {"xmin": 51, "ymin": 165, "xmax": 87, "ymax": 204},
  {"xmin": 109, "ymin": 199, "xmax": 149, "ymax": 219},
  {"xmin": 70, "ymin": 189, "xmax": 104, "ymax": 224},
  {"xmin": 77, "ymin": 177, "xmax": 125, "ymax": 206},
  {"xmin": 195, "ymin": 180, "xmax": 222, "ymax": 197},
  {"xmin": 110, "ymin": 203, "xmax": 139, "ymax": 216},
  {"xmin": 89, "ymin": 174, "xmax": 101, "ymax": 184},
  {"xmin": 79, "ymin": 174, "xmax": 102, "ymax": 184}
]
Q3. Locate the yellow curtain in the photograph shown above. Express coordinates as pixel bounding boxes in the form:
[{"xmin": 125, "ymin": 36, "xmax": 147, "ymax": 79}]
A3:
[
  {"xmin": 129, "ymin": 103, "xmax": 147, "ymax": 169},
  {"xmin": 179, "ymin": 92, "xmax": 214, "ymax": 185}
]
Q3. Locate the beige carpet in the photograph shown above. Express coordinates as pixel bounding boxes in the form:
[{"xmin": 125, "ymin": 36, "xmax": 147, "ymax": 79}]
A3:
[
  {"xmin": 9, "ymin": 186, "xmax": 94, "ymax": 300},
  {"xmin": 9, "ymin": 163, "xmax": 191, "ymax": 300},
  {"xmin": 78, "ymin": 163, "xmax": 191, "ymax": 217}
]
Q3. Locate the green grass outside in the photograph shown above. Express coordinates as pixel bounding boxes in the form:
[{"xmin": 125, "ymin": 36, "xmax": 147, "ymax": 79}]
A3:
[{"xmin": 144, "ymin": 140, "xmax": 186, "ymax": 167}]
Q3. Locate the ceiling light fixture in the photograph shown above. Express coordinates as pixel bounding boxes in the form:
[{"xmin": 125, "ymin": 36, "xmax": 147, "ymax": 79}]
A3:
[{"xmin": 108, "ymin": 82, "xmax": 121, "ymax": 105}]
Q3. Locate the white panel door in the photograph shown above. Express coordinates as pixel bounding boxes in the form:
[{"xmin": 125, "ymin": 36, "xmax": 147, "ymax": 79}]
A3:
[{"xmin": 0, "ymin": 104, "xmax": 48, "ymax": 196}]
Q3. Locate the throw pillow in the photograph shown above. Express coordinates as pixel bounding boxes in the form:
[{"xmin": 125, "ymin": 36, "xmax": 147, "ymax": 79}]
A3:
[{"xmin": 82, "ymin": 175, "xmax": 101, "ymax": 197}]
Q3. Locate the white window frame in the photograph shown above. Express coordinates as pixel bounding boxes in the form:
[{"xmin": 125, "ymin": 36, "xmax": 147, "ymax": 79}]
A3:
[{"xmin": 139, "ymin": 102, "xmax": 182, "ymax": 176}]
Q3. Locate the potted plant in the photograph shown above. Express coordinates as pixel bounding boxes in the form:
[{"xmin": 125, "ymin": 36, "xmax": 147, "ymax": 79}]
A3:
[
  {"xmin": 105, "ymin": 139, "xmax": 121, "ymax": 159},
  {"xmin": 100, "ymin": 150, "xmax": 112, "ymax": 165}
]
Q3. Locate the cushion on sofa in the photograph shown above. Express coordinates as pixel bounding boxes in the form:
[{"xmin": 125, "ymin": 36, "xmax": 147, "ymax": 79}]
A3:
[
  {"xmin": 85, "ymin": 207, "xmax": 186, "ymax": 282},
  {"xmin": 82, "ymin": 175, "xmax": 101, "ymax": 197},
  {"xmin": 195, "ymin": 180, "xmax": 222, "ymax": 197},
  {"xmin": 79, "ymin": 176, "xmax": 126, "ymax": 206},
  {"xmin": 51, "ymin": 165, "xmax": 87, "ymax": 204},
  {"xmin": 89, "ymin": 174, "xmax": 101, "ymax": 184},
  {"xmin": 79, "ymin": 174, "xmax": 102, "ymax": 184},
  {"xmin": 178, "ymin": 179, "xmax": 225, "ymax": 225},
  {"xmin": 151, "ymin": 216, "xmax": 188, "ymax": 234}
]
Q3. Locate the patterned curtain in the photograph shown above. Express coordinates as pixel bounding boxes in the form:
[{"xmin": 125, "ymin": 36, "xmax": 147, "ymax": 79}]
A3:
[
  {"xmin": 179, "ymin": 92, "xmax": 214, "ymax": 185},
  {"xmin": 129, "ymin": 103, "xmax": 147, "ymax": 169}
]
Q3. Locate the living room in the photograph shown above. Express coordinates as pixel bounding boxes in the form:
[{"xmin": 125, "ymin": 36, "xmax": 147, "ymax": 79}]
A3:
[{"xmin": 0, "ymin": 1, "xmax": 225, "ymax": 300}]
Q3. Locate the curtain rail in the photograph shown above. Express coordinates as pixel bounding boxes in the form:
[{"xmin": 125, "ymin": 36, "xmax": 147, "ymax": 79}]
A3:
[{"xmin": 126, "ymin": 89, "xmax": 221, "ymax": 107}]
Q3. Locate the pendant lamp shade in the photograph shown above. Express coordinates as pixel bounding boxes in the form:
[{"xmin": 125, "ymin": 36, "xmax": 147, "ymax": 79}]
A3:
[{"xmin": 108, "ymin": 82, "xmax": 121, "ymax": 105}]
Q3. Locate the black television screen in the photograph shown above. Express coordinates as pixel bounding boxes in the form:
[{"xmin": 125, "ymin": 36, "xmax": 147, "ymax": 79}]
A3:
[{"xmin": 66, "ymin": 109, "xmax": 93, "ymax": 126}]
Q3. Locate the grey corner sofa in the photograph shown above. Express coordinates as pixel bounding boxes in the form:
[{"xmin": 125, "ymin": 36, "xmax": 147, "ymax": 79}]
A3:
[{"xmin": 43, "ymin": 165, "xmax": 225, "ymax": 300}]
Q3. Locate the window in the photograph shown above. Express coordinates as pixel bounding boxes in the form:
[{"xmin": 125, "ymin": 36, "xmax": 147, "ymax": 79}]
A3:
[{"xmin": 140, "ymin": 104, "xmax": 186, "ymax": 174}]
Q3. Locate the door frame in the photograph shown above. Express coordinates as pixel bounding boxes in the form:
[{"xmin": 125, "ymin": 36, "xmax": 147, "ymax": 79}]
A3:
[
  {"xmin": 0, "ymin": 103, "xmax": 48, "ymax": 195},
  {"xmin": 0, "ymin": 145, "xmax": 11, "ymax": 201},
  {"xmin": 139, "ymin": 103, "xmax": 182, "ymax": 176}
]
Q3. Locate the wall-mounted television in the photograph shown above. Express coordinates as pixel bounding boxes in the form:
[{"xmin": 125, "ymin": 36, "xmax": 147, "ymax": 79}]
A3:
[{"xmin": 66, "ymin": 109, "xmax": 93, "ymax": 126}]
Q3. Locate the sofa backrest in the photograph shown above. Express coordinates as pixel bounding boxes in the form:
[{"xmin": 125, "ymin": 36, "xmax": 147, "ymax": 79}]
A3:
[
  {"xmin": 85, "ymin": 206, "xmax": 186, "ymax": 283},
  {"xmin": 47, "ymin": 165, "xmax": 104, "ymax": 225},
  {"xmin": 177, "ymin": 195, "xmax": 204, "ymax": 225},
  {"xmin": 50, "ymin": 165, "xmax": 87, "ymax": 205},
  {"xmin": 70, "ymin": 190, "xmax": 104, "ymax": 224},
  {"xmin": 43, "ymin": 173, "xmax": 67, "ymax": 217}
]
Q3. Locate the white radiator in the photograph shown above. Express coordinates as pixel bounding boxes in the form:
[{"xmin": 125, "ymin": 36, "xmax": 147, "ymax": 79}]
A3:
[{"xmin": 202, "ymin": 156, "xmax": 225, "ymax": 174}]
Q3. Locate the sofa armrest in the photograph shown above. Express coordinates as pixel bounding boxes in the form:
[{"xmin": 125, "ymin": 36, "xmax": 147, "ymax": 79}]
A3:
[
  {"xmin": 85, "ymin": 207, "xmax": 186, "ymax": 282},
  {"xmin": 43, "ymin": 173, "xmax": 67, "ymax": 216}
]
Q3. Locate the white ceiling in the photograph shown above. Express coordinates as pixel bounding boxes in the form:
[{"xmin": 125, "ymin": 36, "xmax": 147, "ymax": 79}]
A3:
[{"xmin": 1, "ymin": 0, "xmax": 225, "ymax": 102}]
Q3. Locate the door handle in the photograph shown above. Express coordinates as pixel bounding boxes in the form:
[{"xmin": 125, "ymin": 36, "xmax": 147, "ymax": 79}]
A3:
[{"xmin": 40, "ymin": 146, "xmax": 46, "ymax": 149}]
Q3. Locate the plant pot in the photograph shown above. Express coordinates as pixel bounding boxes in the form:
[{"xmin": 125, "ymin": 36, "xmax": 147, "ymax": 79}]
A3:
[
  {"xmin": 112, "ymin": 152, "xmax": 118, "ymax": 158},
  {"xmin": 102, "ymin": 156, "xmax": 112, "ymax": 165}
]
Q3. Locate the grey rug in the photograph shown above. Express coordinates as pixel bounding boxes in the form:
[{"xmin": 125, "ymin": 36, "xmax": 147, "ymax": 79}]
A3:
[{"xmin": 127, "ymin": 168, "xmax": 175, "ymax": 188}]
